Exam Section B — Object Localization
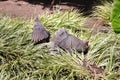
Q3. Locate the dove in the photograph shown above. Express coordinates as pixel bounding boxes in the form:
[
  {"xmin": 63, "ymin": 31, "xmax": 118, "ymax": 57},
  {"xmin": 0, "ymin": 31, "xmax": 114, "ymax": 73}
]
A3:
[
  {"xmin": 32, "ymin": 17, "xmax": 50, "ymax": 44},
  {"xmin": 51, "ymin": 28, "xmax": 89, "ymax": 54}
]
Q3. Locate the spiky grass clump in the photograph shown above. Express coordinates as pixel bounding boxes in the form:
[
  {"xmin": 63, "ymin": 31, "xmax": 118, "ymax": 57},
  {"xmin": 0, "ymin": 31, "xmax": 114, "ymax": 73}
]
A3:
[
  {"xmin": 88, "ymin": 31, "xmax": 120, "ymax": 79},
  {"xmin": 38, "ymin": 9, "xmax": 86, "ymax": 34},
  {"xmin": 0, "ymin": 10, "xmax": 120, "ymax": 80},
  {"xmin": 92, "ymin": 1, "xmax": 113, "ymax": 22}
]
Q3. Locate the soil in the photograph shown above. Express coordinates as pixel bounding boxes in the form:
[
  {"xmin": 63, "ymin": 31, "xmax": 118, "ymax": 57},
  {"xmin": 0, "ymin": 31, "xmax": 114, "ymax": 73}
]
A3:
[
  {"xmin": 0, "ymin": 0, "xmax": 80, "ymax": 18},
  {"xmin": 83, "ymin": 17, "xmax": 111, "ymax": 34},
  {"xmin": 0, "ymin": 0, "xmax": 111, "ymax": 33},
  {"xmin": 0, "ymin": 0, "xmax": 101, "ymax": 18}
]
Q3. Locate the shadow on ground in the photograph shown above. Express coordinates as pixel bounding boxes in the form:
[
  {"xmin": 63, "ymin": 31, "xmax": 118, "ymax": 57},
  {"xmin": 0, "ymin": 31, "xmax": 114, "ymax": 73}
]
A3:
[{"xmin": 19, "ymin": 0, "xmax": 113, "ymax": 15}]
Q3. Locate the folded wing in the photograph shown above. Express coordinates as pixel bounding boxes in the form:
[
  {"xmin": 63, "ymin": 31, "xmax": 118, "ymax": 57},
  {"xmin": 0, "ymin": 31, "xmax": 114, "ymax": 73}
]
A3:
[{"xmin": 32, "ymin": 16, "xmax": 50, "ymax": 43}]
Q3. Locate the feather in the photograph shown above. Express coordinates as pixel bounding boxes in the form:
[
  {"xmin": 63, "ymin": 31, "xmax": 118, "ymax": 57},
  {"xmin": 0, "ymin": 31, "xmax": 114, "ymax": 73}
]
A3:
[
  {"xmin": 51, "ymin": 27, "xmax": 89, "ymax": 54},
  {"xmin": 32, "ymin": 16, "xmax": 50, "ymax": 43}
]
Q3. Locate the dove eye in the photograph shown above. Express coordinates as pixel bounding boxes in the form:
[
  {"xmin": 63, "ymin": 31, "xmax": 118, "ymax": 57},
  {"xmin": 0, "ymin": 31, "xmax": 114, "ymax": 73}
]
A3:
[{"xmin": 59, "ymin": 32, "xmax": 64, "ymax": 36}]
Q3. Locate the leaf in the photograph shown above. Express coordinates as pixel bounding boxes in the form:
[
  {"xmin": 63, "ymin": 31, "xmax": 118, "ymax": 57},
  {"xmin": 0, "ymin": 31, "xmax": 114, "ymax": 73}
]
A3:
[{"xmin": 111, "ymin": 0, "xmax": 120, "ymax": 33}]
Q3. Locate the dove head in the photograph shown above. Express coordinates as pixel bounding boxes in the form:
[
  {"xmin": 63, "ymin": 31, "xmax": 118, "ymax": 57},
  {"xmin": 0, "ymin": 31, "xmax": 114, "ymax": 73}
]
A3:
[
  {"xmin": 34, "ymin": 16, "xmax": 44, "ymax": 29},
  {"xmin": 82, "ymin": 40, "xmax": 89, "ymax": 54},
  {"xmin": 34, "ymin": 16, "xmax": 39, "ymax": 22}
]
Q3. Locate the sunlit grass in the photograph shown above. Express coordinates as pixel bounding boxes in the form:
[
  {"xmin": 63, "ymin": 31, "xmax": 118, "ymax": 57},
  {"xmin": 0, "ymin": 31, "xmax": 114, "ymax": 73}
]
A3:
[
  {"xmin": 92, "ymin": 1, "xmax": 113, "ymax": 22},
  {"xmin": 0, "ymin": 10, "xmax": 120, "ymax": 80}
]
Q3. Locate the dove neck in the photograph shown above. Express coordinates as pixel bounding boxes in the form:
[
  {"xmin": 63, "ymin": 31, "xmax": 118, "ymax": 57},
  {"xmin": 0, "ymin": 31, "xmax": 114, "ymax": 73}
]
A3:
[{"xmin": 34, "ymin": 21, "xmax": 44, "ymax": 28}]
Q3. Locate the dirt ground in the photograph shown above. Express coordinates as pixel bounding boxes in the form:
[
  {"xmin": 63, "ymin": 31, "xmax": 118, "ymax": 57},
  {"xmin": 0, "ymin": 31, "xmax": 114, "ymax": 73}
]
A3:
[
  {"xmin": 0, "ymin": 0, "xmax": 111, "ymax": 33},
  {"xmin": 0, "ymin": 0, "xmax": 98, "ymax": 18},
  {"xmin": 0, "ymin": 0, "xmax": 76, "ymax": 18}
]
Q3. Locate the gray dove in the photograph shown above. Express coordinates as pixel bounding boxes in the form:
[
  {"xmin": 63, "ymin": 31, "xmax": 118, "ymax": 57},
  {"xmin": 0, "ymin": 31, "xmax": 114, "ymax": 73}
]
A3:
[
  {"xmin": 32, "ymin": 17, "xmax": 50, "ymax": 44},
  {"xmin": 51, "ymin": 28, "xmax": 89, "ymax": 54}
]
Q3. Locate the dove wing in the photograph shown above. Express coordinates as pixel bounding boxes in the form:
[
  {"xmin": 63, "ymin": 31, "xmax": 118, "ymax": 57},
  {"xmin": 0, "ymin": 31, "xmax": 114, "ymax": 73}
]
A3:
[{"xmin": 32, "ymin": 28, "xmax": 49, "ymax": 42}]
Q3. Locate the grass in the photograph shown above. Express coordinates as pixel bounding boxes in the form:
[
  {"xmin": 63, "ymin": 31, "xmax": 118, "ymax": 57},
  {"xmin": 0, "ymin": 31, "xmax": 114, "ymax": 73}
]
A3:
[
  {"xmin": 0, "ymin": 9, "xmax": 120, "ymax": 80},
  {"xmin": 92, "ymin": 0, "xmax": 113, "ymax": 22}
]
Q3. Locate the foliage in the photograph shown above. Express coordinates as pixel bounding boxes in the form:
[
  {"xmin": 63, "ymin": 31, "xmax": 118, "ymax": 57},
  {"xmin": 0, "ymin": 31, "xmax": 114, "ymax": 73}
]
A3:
[
  {"xmin": 92, "ymin": 1, "xmax": 113, "ymax": 22},
  {"xmin": 0, "ymin": 10, "xmax": 120, "ymax": 80},
  {"xmin": 111, "ymin": 0, "xmax": 120, "ymax": 33}
]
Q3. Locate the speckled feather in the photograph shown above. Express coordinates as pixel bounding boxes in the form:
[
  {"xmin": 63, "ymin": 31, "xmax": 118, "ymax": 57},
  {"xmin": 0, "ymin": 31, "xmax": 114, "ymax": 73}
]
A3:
[
  {"xmin": 51, "ymin": 28, "xmax": 89, "ymax": 54},
  {"xmin": 32, "ymin": 17, "xmax": 50, "ymax": 43}
]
